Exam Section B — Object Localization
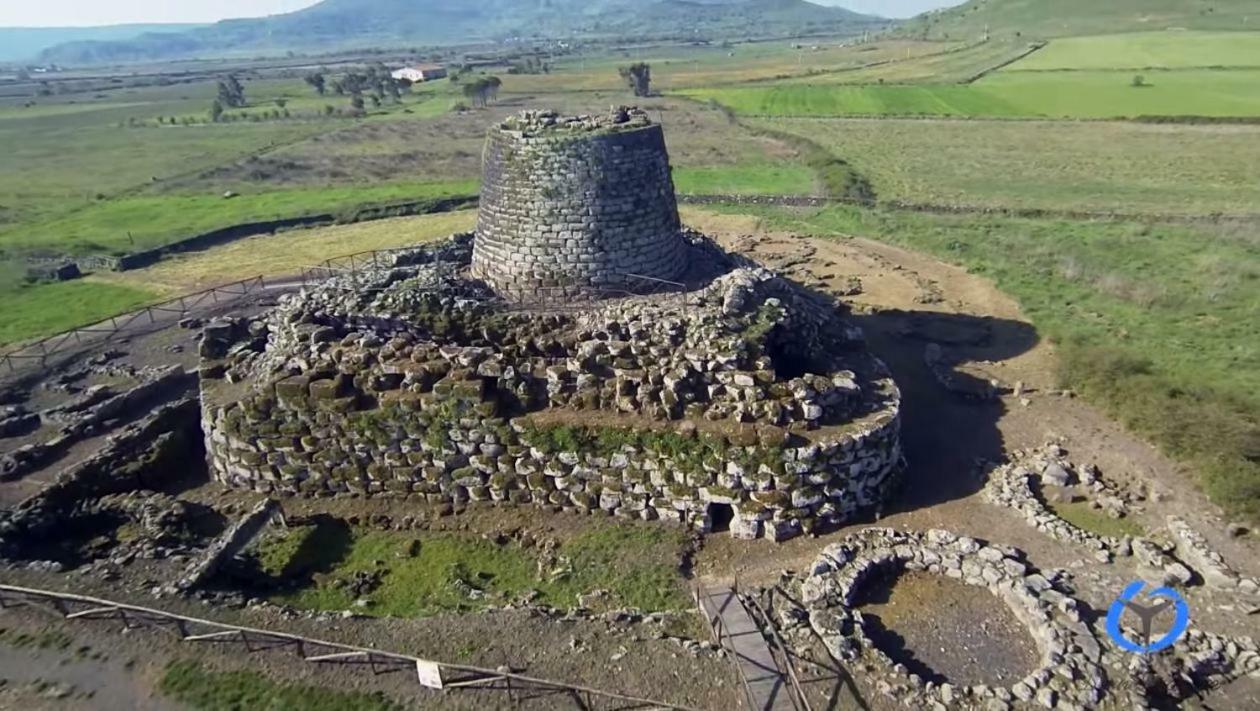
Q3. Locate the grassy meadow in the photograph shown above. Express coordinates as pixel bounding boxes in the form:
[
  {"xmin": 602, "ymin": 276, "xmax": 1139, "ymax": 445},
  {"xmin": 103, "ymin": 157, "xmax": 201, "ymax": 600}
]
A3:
[
  {"xmin": 3, "ymin": 179, "xmax": 476, "ymax": 256},
  {"xmin": 0, "ymin": 279, "xmax": 160, "ymax": 347},
  {"xmin": 1006, "ymin": 31, "xmax": 1260, "ymax": 71},
  {"xmin": 900, "ymin": 0, "xmax": 1260, "ymax": 40},
  {"xmin": 98, "ymin": 210, "xmax": 477, "ymax": 293},
  {"xmin": 685, "ymin": 68, "xmax": 1260, "ymax": 118},
  {"xmin": 686, "ymin": 31, "xmax": 1260, "ymax": 119},
  {"xmin": 754, "ymin": 118, "xmax": 1260, "ymax": 214}
]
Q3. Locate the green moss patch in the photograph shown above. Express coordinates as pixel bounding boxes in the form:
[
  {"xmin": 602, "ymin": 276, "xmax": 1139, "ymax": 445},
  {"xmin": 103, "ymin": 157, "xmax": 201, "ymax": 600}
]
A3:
[{"xmin": 1048, "ymin": 498, "xmax": 1145, "ymax": 540}]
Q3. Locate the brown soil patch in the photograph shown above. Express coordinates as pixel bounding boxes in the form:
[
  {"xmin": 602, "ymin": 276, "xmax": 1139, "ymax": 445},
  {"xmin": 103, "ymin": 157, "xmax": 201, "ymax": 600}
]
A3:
[{"xmin": 853, "ymin": 570, "xmax": 1039, "ymax": 687}]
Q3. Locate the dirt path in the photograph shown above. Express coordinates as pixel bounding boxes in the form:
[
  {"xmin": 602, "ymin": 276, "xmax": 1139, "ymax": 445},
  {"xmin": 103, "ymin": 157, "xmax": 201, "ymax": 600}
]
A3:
[{"xmin": 686, "ymin": 208, "xmax": 1260, "ymax": 633}]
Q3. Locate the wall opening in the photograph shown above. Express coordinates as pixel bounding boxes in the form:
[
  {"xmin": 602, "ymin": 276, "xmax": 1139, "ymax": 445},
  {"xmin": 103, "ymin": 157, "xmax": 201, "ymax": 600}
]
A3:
[
  {"xmin": 708, "ymin": 503, "xmax": 734, "ymax": 533},
  {"xmin": 766, "ymin": 326, "xmax": 818, "ymax": 380}
]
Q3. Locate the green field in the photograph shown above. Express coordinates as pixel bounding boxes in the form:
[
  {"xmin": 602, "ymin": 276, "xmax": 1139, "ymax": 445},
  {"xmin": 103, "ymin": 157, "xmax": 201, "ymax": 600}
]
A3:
[
  {"xmin": 685, "ymin": 68, "xmax": 1260, "ymax": 118},
  {"xmin": 685, "ymin": 84, "xmax": 1021, "ymax": 117},
  {"xmin": 500, "ymin": 39, "xmax": 966, "ymax": 92},
  {"xmin": 673, "ymin": 163, "xmax": 816, "ymax": 195},
  {"xmin": 977, "ymin": 68, "xmax": 1260, "ymax": 118},
  {"xmin": 0, "ymin": 280, "xmax": 160, "ymax": 347},
  {"xmin": 685, "ymin": 31, "xmax": 1260, "ymax": 119},
  {"xmin": 755, "ymin": 118, "xmax": 1260, "ymax": 214},
  {"xmin": 1008, "ymin": 31, "xmax": 1260, "ymax": 71},
  {"xmin": 777, "ymin": 39, "xmax": 1038, "ymax": 85},
  {"xmin": 2, "ymin": 179, "xmax": 476, "ymax": 256}
]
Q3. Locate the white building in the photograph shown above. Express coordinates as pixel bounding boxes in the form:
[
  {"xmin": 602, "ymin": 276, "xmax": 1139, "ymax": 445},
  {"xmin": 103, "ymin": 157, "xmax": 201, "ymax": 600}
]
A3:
[{"xmin": 391, "ymin": 64, "xmax": 448, "ymax": 83}]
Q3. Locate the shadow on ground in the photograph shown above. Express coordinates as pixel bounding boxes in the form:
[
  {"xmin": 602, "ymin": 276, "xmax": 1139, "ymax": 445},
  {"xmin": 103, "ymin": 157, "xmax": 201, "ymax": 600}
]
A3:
[{"xmin": 852, "ymin": 308, "xmax": 1040, "ymax": 511}]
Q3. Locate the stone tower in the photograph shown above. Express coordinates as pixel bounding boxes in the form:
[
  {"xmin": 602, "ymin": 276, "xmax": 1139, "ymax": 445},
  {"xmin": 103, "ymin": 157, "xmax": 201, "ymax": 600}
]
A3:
[{"xmin": 471, "ymin": 107, "xmax": 690, "ymax": 298}]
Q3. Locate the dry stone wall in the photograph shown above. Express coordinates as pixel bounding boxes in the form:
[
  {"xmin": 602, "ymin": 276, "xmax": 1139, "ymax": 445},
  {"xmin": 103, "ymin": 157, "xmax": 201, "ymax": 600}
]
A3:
[
  {"xmin": 199, "ymin": 233, "xmax": 902, "ymax": 541},
  {"xmin": 472, "ymin": 108, "xmax": 689, "ymax": 297}
]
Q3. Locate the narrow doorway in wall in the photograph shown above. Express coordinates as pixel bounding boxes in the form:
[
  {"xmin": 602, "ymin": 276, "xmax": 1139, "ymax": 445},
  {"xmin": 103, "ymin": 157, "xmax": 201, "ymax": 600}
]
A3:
[{"xmin": 708, "ymin": 503, "xmax": 734, "ymax": 533}]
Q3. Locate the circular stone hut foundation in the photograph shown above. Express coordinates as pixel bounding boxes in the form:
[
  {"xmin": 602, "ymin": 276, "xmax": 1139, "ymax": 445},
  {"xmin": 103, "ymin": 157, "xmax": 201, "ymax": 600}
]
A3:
[{"xmin": 196, "ymin": 108, "xmax": 903, "ymax": 541}]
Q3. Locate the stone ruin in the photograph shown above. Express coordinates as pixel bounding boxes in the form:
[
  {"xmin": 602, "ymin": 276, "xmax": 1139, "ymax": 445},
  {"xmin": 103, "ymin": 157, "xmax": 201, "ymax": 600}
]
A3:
[
  {"xmin": 473, "ymin": 108, "xmax": 689, "ymax": 298},
  {"xmin": 196, "ymin": 107, "xmax": 903, "ymax": 541}
]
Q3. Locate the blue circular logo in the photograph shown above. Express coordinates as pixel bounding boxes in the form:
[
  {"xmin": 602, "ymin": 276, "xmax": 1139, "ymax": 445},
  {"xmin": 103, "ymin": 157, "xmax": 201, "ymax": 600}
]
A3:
[{"xmin": 1105, "ymin": 581, "xmax": 1190, "ymax": 654}]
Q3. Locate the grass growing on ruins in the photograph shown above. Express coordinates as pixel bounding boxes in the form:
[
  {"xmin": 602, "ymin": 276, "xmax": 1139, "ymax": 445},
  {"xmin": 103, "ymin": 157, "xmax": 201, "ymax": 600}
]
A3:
[
  {"xmin": 160, "ymin": 660, "xmax": 401, "ymax": 711},
  {"xmin": 752, "ymin": 117, "xmax": 1260, "ymax": 215},
  {"xmin": 703, "ymin": 202, "xmax": 1260, "ymax": 522},
  {"xmin": 1047, "ymin": 500, "xmax": 1145, "ymax": 540},
  {"xmin": 254, "ymin": 520, "xmax": 690, "ymax": 617}
]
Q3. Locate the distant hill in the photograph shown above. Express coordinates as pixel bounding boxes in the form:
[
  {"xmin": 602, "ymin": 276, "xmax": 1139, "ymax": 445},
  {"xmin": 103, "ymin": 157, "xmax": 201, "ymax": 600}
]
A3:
[
  {"xmin": 900, "ymin": 0, "xmax": 1260, "ymax": 40},
  {"xmin": 0, "ymin": 24, "xmax": 203, "ymax": 63},
  {"xmin": 38, "ymin": 0, "xmax": 886, "ymax": 65}
]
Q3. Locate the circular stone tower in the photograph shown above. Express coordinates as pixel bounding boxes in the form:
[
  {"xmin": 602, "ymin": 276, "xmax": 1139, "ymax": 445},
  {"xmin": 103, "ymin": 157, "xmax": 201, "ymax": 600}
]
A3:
[{"xmin": 472, "ymin": 107, "xmax": 690, "ymax": 298}]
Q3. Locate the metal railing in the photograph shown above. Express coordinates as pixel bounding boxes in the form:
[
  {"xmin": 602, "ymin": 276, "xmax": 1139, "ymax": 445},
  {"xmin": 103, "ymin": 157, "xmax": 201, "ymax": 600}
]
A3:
[
  {"xmin": 695, "ymin": 580, "xmax": 813, "ymax": 711},
  {"xmin": 0, "ymin": 583, "xmax": 697, "ymax": 710},
  {"xmin": 744, "ymin": 593, "xmax": 812, "ymax": 711},
  {"xmin": 696, "ymin": 583, "xmax": 760, "ymax": 711}
]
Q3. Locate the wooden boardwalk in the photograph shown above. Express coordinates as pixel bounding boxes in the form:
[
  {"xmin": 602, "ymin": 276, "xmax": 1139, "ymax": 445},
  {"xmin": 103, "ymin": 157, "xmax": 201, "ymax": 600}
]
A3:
[{"xmin": 697, "ymin": 585, "xmax": 801, "ymax": 711}]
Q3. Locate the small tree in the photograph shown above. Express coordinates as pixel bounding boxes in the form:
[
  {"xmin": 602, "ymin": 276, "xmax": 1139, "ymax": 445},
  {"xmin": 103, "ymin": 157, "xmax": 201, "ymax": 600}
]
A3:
[
  {"xmin": 275, "ymin": 98, "xmax": 288, "ymax": 109},
  {"xmin": 618, "ymin": 63, "xmax": 651, "ymax": 97},
  {"xmin": 1131, "ymin": 74, "xmax": 1148, "ymax": 88},
  {"xmin": 216, "ymin": 74, "xmax": 246, "ymax": 108},
  {"xmin": 304, "ymin": 72, "xmax": 327, "ymax": 95},
  {"xmin": 462, "ymin": 81, "xmax": 483, "ymax": 108},
  {"xmin": 209, "ymin": 99, "xmax": 225, "ymax": 122}
]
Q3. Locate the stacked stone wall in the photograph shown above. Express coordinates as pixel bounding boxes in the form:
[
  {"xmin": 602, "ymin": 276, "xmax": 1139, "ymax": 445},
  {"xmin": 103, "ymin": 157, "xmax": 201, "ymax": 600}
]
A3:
[
  {"xmin": 472, "ymin": 118, "xmax": 688, "ymax": 296},
  {"xmin": 202, "ymin": 389, "xmax": 899, "ymax": 542},
  {"xmin": 198, "ymin": 231, "xmax": 903, "ymax": 541}
]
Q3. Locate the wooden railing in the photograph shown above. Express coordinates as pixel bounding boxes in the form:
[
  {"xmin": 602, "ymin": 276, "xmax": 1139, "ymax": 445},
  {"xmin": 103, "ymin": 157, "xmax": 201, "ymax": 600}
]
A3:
[
  {"xmin": 1, "ymin": 277, "xmax": 271, "ymax": 373},
  {"xmin": 0, "ymin": 583, "xmax": 697, "ymax": 710}
]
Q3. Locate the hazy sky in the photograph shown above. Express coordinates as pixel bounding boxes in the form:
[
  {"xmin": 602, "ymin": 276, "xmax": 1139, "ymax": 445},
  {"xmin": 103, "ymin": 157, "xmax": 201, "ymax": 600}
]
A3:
[{"xmin": 0, "ymin": 0, "xmax": 963, "ymax": 28}]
